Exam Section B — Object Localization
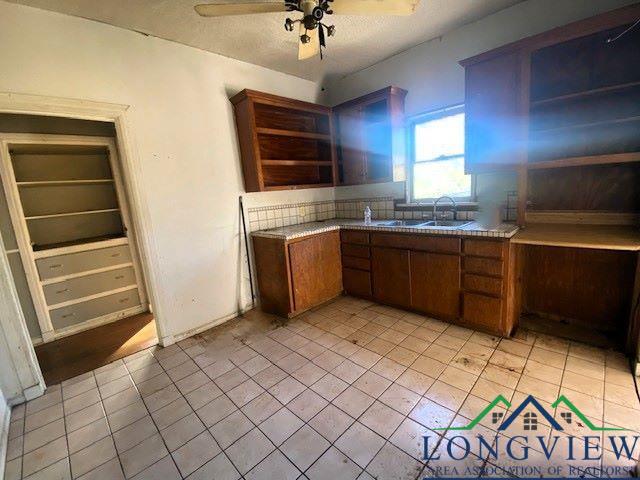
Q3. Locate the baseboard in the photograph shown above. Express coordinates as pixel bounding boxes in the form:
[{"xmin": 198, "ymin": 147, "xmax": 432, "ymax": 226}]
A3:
[
  {"xmin": 161, "ymin": 303, "xmax": 254, "ymax": 347},
  {"xmin": 0, "ymin": 401, "xmax": 11, "ymax": 480}
]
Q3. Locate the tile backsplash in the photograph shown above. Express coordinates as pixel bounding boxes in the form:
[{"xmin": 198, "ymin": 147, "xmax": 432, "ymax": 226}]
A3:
[{"xmin": 246, "ymin": 196, "xmax": 485, "ymax": 232}]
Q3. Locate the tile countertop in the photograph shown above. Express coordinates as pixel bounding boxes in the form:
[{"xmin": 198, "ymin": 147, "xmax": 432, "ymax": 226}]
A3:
[{"xmin": 251, "ymin": 219, "xmax": 520, "ymax": 241}]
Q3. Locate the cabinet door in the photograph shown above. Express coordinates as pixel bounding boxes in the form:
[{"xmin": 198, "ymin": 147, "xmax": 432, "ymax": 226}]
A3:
[
  {"xmin": 288, "ymin": 232, "xmax": 342, "ymax": 312},
  {"xmin": 335, "ymin": 107, "xmax": 366, "ymax": 185},
  {"xmin": 362, "ymin": 99, "xmax": 393, "ymax": 183},
  {"xmin": 371, "ymin": 246, "xmax": 410, "ymax": 308},
  {"xmin": 464, "ymin": 52, "xmax": 526, "ymax": 174},
  {"xmin": 410, "ymin": 252, "xmax": 460, "ymax": 319}
]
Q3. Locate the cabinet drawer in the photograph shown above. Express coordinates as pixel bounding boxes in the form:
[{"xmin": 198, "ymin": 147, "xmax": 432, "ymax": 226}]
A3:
[
  {"xmin": 341, "ymin": 243, "xmax": 370, "ymax": 259},
  {"xmin": 43, "ymin": 266, "xmax": 136, "ymax": 305},
  {"xmin": 50, "ymin": 288, "xmax": 141, "ymax": 330},
  {"xmin": 343, "ymin": 268, "xmax": 372, "ymax": 298},
  {"xmin": 342, "ymin": 256, "xmax": 370, "ymax": 271},
  {"xmin": 371, "ymin": 233, "xmax": 460, "ymax": 254},
  {"xmin": 36, "ymin": 245, "xmax": 132, "ymax": 280},
  {"xmin": 341, "ymin": 230, "xmax": 369, "ymax": 245},
  {"xmin": 464, "ymin": 239, "xmax": 504, "ymax": 259},
  {"xmin": 463, "ymin": 273, "xmax": 503, "ymax": 297},
  {"xmin": 464, "ymin": 256, "xmax": 503, "ymax": 277},
  {"xmin": 463, "ymin": 292, "xmax": 503, "ymax": 331}
]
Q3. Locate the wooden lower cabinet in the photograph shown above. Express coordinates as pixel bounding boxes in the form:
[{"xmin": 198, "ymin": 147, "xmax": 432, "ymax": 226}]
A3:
[
  {"xmin": 462, "ymin": 292, "xmax": 503, "ymax": 331},
  {"xmin": 343, "ymin": 267, "xmax": 372, "ymax": 297},
  {"xmin": 410, "ymin": 251, "xmax": 460, "ymax": 319},
  {"xmin": 253, "ymin": 231, "xmax": 342, "ymax": 317},
  {"xmin": 371, "ymin": 246, "xmax": 411, "ymax": 308}
]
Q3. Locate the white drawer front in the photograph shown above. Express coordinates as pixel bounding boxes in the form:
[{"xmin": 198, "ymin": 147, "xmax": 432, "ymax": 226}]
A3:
[
  {"xmin": 50, "ymin": 288, "xmax": 141, "ymax": 330},
  {"xmin": 36, "ymin": 245, "xmax": 131, "ymax": 280},
  {"xmin": 43, "ymin": 266, "xmax": 136, "ymax": 305}
]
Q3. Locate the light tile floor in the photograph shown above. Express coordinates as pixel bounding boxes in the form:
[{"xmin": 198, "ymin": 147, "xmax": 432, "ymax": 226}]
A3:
[{"xmin": 4, "ymin": 296, "xmax": 640, "ymax": 479}]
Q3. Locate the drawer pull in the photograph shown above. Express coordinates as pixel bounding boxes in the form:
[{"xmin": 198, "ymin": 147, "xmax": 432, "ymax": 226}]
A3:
[
  {"xmin": 49, "ymin": 264, "xmax": 63, "ymax": 269},
  {"xmin": 115, "ymin": 275, "xmax": 125, "ymax": 280},
  {"xmin": 55, "ymin": 288, "xmax": 70, "ymax": 294},
  {"xmin": 61, "ymin": 313, "xmax": 75, "ymax": 318},
  {"xmin": 111, "ymin": 253, "xmax": 121, "ymax": 258},
  {"xmin": 118, "ymin": 297, "xmax": 130, "ymax": 303}
]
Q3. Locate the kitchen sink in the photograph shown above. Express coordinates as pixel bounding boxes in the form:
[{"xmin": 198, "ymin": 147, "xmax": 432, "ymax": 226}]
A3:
[
  {"xmin": 421, "ymin": 220, "xmax": 473, "ymax": 228},
  {"xmin": 377, "ymin": 220, "xmax": 430, "ymax": 227}
]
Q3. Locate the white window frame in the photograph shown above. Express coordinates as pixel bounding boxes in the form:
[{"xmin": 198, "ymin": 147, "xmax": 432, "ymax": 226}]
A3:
[{"xmin": 407, "ymin": 104, "xmax": 476, "ymax": 204}]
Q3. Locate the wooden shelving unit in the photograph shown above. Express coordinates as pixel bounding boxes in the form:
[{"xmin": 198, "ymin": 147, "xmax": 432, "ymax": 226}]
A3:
[
  {"xmin": 525, "ymin": 20, "xmax": 640, "ymax": 215},
  {"xmin": 230, "ymin": 89, "xmax": 337, "ymax": 192}
]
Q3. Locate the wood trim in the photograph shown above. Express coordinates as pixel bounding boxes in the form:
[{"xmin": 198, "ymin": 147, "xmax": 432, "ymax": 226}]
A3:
[
  {"xmin": 459, "ymin": 3, "xmax": 640, "ymax": 66},
  {"xmin": 229, "ymin": 89, "xmax": 331, "ymax": 114},
  {"xmin": 333, "ymin": 86, "xmax": 408, "ymax": 111},
  {"xmin": 0, "ymin": 137, "xmax": 54, "ymax": 337},
  {"xmin": 526, "ymin": 152, "xmax": 640, "ymax": 170}
]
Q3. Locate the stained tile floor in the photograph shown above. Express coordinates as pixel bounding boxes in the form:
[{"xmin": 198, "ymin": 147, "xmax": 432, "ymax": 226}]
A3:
[{"xmin": 4, "ymin": 296, "xmax": 640, "ymax": 479}]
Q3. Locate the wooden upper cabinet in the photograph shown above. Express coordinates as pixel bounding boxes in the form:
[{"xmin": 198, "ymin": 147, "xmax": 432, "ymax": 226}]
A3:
[
  {"xmin": 230, "ymin": 89, "xmax": 337, "ymax": 192},
  {"xmin": 462, "ymin": 52, "xmax": 527, "ymax": 174},
  {"xmin": 333, "ymin": 86, "xmax": 407, "ymax": 185}
]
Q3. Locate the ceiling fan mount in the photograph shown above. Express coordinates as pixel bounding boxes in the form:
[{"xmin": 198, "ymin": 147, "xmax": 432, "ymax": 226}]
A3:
[{"xmin": 194, "ymin": 0, "xmax": 420, "ymax": 60}]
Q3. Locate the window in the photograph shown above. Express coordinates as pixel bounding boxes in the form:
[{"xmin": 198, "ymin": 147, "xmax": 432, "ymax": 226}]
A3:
[
  {"xmin": 409, "ymin": 105, "xmax": 473, "ymax": 202},
  {"xmin": 523, "ymin": 412, "xmax": 538, "ymax": 431}
]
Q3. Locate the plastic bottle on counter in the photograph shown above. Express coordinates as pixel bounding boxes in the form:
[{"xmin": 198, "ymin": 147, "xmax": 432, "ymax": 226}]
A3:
[{"xmin": 364, "ymin": 206, "xmax": 372, "ymax": 225}]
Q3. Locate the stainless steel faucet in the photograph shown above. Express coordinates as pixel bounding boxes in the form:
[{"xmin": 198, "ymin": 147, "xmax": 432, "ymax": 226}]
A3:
[{"xmin": 433, "ymin": 196, "xmax": 457, "ymax": 221}]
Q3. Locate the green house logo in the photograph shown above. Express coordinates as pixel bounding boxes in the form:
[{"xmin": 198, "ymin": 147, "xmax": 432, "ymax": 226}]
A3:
[{"xmin": 434, "ymin": 394, "xmax": 625, "ymax": 432}]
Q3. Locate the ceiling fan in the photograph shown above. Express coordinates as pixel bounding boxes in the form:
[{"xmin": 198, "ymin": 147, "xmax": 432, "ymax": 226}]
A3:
[{"xmin": 194, "ymin": 0, "xmax": 421, "ymax": 60}]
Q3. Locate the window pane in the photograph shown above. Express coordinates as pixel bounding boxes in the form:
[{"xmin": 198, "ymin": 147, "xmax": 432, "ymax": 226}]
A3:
[
  {"xmin": 413, "ymin": 158, "xmax": 471, "ymax": 200},
  {"xmin": 415, "ymin": 113, "xmax": 464, "ymax": 161}
]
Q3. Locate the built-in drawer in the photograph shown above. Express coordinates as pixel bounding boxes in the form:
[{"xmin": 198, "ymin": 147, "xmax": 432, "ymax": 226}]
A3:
[
  {"xmin": 463, "ymin": 256, "xmax": 503, "ymax": 277},
  {"xmin": 342, "ymin": 256, "xmax": 370, "ymax": 271},
  {"xmin": 464, "ymin": 239, "xmax": 504, "ymax": 259},
  {"xmin": 462, "ymin": 292, "xmax": 503, "ymax": 332},
  {"xmin": 37, "ymin": 245, "xmax": 131, "ymax": 280},
  {"xmin": 343, "ymin": 268, "xmax": 372, "ymax": 298},
  {"xmin": 341, "ymin": 230, "xmax": 369, "ymax": 245},
  {"xmin": 50, "ymin": 288, "xmax": 141, "ymax": 330},
  {"xmin": 341, "ymin": 244, "xmax": 370, "ymax": 259},
  {"xmin": 370, "ymin": 233, "xmax": 460, "ymax": 254},
  {"xmin": 463, "ymin": 273, "xmax": 503, "ymax": 297},
  {"xmin": 43, "ymin": 266, "xmax": 136, "ymax": 306}
]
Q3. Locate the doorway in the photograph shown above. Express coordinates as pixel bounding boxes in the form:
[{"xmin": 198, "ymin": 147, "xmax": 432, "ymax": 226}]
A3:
[{"xmin": 0, "ymin": 112, "xmax": 159, "ymax": 386}]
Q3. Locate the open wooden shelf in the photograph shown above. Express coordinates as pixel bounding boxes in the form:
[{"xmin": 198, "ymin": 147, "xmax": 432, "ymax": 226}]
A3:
[
  {"xmin": 17, "ymin": 179, "xmax": 114, "ymax": 187},
  {"xmin": 231, "ymin": 89, "xmax": 337, "ymax": 192},
  {"xmin": 261, "ymin": 160, "xmax": 332, "ymax": 167},
  {"xmin": 25, "ymin": 208, "xmax": 120, "ymax": 221},
  {"xmin": 530, "ymin": 80, "xmax": 640, "ymax": 107},
  {"xmin": 527, "ymin": 152, "xmax": 640, "ymax": 170},
  {"xmin": 530, "ymin": 115, "xmax": 640, "ymax": 133},
  {"xmin": 264, "ymin": 183, "xmax": 333, "ymax": 192},
  {"xmin": 32, "ymin": 234, "xmax": 127, "ymax": 252},
  {"xmin": 255, "ymin": 127, "xmax": 331, "ymax": 141}
]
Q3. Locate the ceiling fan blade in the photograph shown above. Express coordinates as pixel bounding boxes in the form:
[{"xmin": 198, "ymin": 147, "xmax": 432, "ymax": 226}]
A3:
[
  {"xmin": 329, "ymin": 0, "xmax": 420, "ymax": 16},
  {"xmin": 298, "ymin": 25, "xmax": 320, "ymax": 61},
  {"xmin": 195, "ymin": 2, "xmax": 286, "ymax": 17}
]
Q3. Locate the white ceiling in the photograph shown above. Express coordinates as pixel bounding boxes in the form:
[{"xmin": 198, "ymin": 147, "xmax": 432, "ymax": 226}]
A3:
[{"xmin": 6, "ymin": 0, "xmax": 524, "ymax": 82}]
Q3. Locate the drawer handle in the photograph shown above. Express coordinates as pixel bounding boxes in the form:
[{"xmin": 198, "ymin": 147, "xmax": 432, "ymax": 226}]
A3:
[
  {"xmin": 111, "ymin": 253, "xmax": 121, "ymax": 258},
  {"xmin": 114, "ymin": 275, "xmax": 125, "ymax": 280},
  {"xmin": 55, "ymin": 288, "xmax": 70, "ymax": 294},
  {"xmin": 118, "ymin": 297, "xmax": 130, "ymax": 303},
  {"xmin": 49, "ymin": 264, "xmax": 63, "ymax": 269},
  {"xmin": 61, "ymin": 313, "xmax": 75, "ymax": 318}
]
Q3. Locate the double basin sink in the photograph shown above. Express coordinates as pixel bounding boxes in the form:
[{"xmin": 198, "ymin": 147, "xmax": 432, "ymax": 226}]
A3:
[{"xmin": 375, "ymin": 219, "xmax": 473, "ymax": 230}]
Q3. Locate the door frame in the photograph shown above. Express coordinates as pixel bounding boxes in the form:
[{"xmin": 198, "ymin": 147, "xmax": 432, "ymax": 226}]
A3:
[
  {"xmin": 0, "ymin": 134, "xmax": 150, "ymax": 342},
  {"xmin": 0, "ymin": 91, "xmax": 169, "ymax": 400}
]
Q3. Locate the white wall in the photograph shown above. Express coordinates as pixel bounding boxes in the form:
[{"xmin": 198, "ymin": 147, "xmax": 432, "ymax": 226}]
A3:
[
  {"xmin": 323, "ymin": 0, "xmax": 637, "ymax": 206},
  {"xmin": 0, "ymin": 381, "xmax": 8, "ymax": 480},
  {"xmin": 0, "ymin": 0, "xmax": 323, "ymax": 346}
]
